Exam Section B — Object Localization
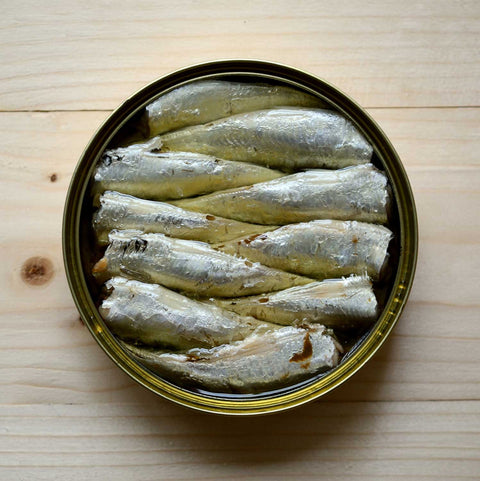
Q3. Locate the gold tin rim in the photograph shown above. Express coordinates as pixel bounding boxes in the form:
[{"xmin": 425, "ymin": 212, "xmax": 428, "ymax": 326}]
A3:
[{"xmin": 63, "ymin": 60, "xmax": 418, "ymax": 415}]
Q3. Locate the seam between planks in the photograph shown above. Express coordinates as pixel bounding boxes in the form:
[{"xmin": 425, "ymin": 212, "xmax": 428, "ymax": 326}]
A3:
[{"xmin": 0, "ymin": 106, "xmax": 480, "ymax": 113}]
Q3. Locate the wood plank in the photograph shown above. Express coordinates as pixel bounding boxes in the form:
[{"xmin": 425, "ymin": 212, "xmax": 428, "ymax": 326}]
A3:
[
  {"xmin": 1, "ymin": 1, "xmax": 479, "ymax": 110},
  {"xmin": 0, "ymin": 109, "xmax": 480, "ymax": 403},
  {"xmin": 0, "ymin": 108, "xmax": 478, "ymax": 405},
  {"xmin": 0, "ymin": 402, "xmax": 479, "ymax": 480}
]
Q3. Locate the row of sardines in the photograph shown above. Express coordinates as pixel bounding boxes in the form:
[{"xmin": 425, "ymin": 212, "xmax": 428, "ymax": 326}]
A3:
[{"xmin": 91, "ymin": 80, "xmax": 392, "ymax": 394}]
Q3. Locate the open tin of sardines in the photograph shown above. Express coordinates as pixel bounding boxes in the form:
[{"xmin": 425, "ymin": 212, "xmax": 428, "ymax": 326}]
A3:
[{"xmin": 63, "ymin": 60, "xmax": 417, "ymax": 415}]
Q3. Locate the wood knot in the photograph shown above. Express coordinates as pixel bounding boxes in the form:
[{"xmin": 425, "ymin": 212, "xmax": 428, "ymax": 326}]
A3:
[
  {"xmin": 21, "ymin": 257, "xmax": 54, "ymax": 286},
  {"xmin": 49, "ymin": 173, "xmax": 57, "ymax": 182}
]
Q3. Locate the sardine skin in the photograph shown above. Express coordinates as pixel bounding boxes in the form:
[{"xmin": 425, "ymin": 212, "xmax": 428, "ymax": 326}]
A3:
[
  {"xmin": 122, "ymin": 324, "xmax": 341, "ymax": 393},
  {"xmin": 93, "ymin": 230, "xmax": 313, "ymax": 297},
  {"xmin": 174, "ymin": 164, "xmax": 389, "ymax": 225},
  {"xmin": 215, "ymin": 220, "xmax": 392, "ymax": 279},
  {"xmin": 212, "ymin": 275, "xmax": 378, "ymax": 327},
  {"xmin": 94, "ymin": 138, "xmax": 284, "ymax": 201},
  {"xmin": 100, "ymin": 277, "xmax": 277, "ymax": 349},
  {"xmin": 93, "ymin": 191, "xmax": 279, "ymax": 245},
  {"xmin": 160, "ymin": 107, "xmax": 372, "ymax": 170},
  {"xmin": 146, "ymin": 80, "xmax": 324, "ymax": 135}
]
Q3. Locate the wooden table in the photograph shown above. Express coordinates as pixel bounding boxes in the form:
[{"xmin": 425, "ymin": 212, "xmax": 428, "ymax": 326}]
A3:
[{"xmin": 1, "ymin": 1, "xmax": 479, "ymax": 479}]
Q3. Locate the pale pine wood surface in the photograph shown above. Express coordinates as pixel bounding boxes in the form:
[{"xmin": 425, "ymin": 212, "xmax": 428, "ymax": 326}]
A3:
[
  {"xmin": 1, "ymin": 402, "xmax": 479, "ymax": 480},
  {"xmin": 1, "ymin": 0, "xmax": 479, "ymax": 110},
  {"xmin": 1, "ymin": 1, "xmax": 479, "ymax": 479}
]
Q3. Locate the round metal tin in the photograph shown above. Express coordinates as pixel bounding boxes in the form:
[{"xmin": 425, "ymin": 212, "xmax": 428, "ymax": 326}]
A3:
[{"xmin": 63, "ymin": 60, "xmax": 417, "ymax": 415}]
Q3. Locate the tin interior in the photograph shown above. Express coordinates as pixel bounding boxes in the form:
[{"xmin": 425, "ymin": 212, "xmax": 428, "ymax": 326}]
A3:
[{"xmin": 63, "ymin": 60, "xmax": 417, "ymax": 414}]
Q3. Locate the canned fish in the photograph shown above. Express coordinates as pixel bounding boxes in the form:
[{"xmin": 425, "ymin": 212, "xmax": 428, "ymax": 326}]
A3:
[{"xmin": 63, "ymin": 60, "xmax": 417, "ymax": 414}]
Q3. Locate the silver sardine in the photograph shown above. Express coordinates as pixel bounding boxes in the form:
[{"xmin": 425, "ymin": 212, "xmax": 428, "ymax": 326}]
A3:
[
  {"xmin": 93, "ymin": 231, "xmax": 313, "ymax": 297},
  {"xmin": 100, "ymin": 277, "xmax": 277, "ymax": 349},
  {"xmin": 122, "ymin": 324, "xmax": 342, "ymax": 393},
  {"xmin": 174, "ymin": 164, "xmax": 390, "ymax": 225},
  {"xmin": 215, "ymin": 220, "xmax": 392, "ymax": 279},
  {"xmin": 212, "ymin": 276, "xmax": 378, "ymax": 327},
  {"xmin": 93, "ymin": 137, "xmax": 284, "ymax": 201},
  {"xmin": 159, "ymin": 107, "xmax": 372, "ymax": 170},
  {"xmin": 146, "ymin": 80, "xmax": 323, "ymax": 136},
  {"xmin": 93, "ymin": 191, "xmax": 279, "ymax": 245}
]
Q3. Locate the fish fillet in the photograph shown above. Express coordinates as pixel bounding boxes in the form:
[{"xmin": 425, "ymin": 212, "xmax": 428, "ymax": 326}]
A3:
[
  {"xmin": 212, "ymin": 276, "xmax": 378, "ymax": 327},
  {"xmin": 146, "ymin": 80, "xmax": 323, "ymax": 135},
  {"xmin": 174, "ymin": 164, "xmax": 390, "ymax": 225},
  {"xmin": 160, "ymin": 107, "xmax": 372, "ymax": 170},
  {"xmin": 100, "ymin": 277, "xmax": 277, "ymax": 349},
  {"xmin": 93, "ymin": 191, "xmax": 279, "ymax": 245},
  {"xmin": 93, "ymin": 137, "xmax": 284, "ymax": 201},
  {"xmin": 122, "ymin": 324, "xmax": 342, "ymax": 393},
  {"xmin": 93, "ymin": 230, "xmax": 313, "ymax": 297},
  {"xmin": 215, "ymin": 220, "xmax": 392, "ymax": 279}
]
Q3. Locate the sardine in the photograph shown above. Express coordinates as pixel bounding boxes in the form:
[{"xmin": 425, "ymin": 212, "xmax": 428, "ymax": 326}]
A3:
[
  {"xmin": 122, "ymin": 324, "xmax": 342, "ymax": 393},
  {"xmin": 93, "ymin": 230, "xmax": 313, "ymax": 297},
  {"xmin": 93, "ymin": 191, "xmax": 279, "ymax": 245},
  {"xmin": 93, "ymin": 137, "xmax": 284, "ymax": 201},
  {"xmin": 215, "ymin": 220, "xmax": 392, "ymax": 279},
  {"xmin": 100, "ymin": 277, "xmax": 277, "ymax": 349},
  {"xmin": 174, "ymin": 164, "xmax": 390, "ymax": 225},
  {"xmin": 159, "ymin": 107, "xmax": 372, "ymax": 170},
  {"xmin": 212, "ymin": 275, "xmax": 378, "ymax": 327},
  {"xmin": 146, "ymin": 80, "xmax": 323, "ymax": 136}
]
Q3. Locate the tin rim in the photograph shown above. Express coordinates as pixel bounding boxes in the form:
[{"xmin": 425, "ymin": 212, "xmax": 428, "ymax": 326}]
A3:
[{"xmin": 63, "ymin": 60, "xmax": 418, "ymax": 415}]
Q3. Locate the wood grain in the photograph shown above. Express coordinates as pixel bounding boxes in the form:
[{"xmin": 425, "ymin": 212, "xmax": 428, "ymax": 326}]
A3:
[
  {"xmin": 1, "ymin": 0, "xmax": 479, "ymax": 110},
  {"xmin": 0, "ymin": 402, "xmax": 479, "ymax": 480}
]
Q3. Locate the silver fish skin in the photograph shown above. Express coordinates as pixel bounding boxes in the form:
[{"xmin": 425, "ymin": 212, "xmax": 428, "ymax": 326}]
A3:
[
  {"xmin": 146, "ymin": 80, "xmax": 324, "ymax": 136},
  {"xmin": 122, "ymin": 324, "xmax": 342, "ymax": 393},
  {"xmin": 93, "ymin": 191, "xmax": 279, "ymax": 245},
  {"xmin": 159, "ymin": 107, "xmax": 372, "ymax": 170},
  {"xmin": 93, "ymin": 230, "xmax": 313, "ymax": 297},
  {"xmin": 215, "ymin": 220, "xmax": 392, "ymax": 279},
  {"xmin": 174, "ymin": 164, "xmax": 390, "ymax": 225},
  {"xmin": 93, "ymin": 137, "xmax": 284, "ymax": 201},
  {"xmin": 100, "ymin": 277, "xmax": 278, "ymax": 350},
  {"xmin": 212, "ymin": 275, "xmax": 378, "ymax": 327}
]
